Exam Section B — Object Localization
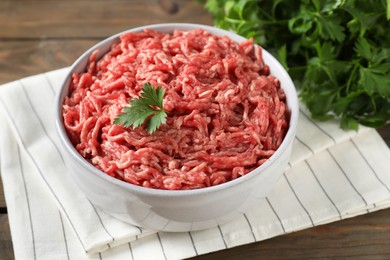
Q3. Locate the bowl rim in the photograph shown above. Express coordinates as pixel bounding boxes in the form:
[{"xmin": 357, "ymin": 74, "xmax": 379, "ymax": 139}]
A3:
[{"xmin": 55, "ymin": 23, "xmax": 299, "ymax": 197}]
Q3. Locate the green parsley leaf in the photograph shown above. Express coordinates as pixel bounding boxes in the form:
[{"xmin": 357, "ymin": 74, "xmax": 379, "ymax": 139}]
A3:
[
  {"xmin": 359, "ymin": 66, "xmax": 390, "ymax": 97},
  {"xmin": 354, "ymin": 37, "xmax": 372, "ymax": 60},
  {"xmin": 113, "ymin": 83, "xmax": 167, "ymax": 134},
  {"xmin": 316, "ymin": 14, "xmax": 345, "ymax": 42}
]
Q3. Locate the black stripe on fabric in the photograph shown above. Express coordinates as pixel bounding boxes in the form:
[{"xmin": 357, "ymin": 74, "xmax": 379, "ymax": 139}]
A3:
[
  {"xmin": 42, "ymin": 73, "xmax": 57, "ymax": 96},
  {"xmin": 188, "ymin": 232, "xmax": 199, "ymax": 256},
  {"xmin": 128, "ymin": 243, "xmax": 134, "ymax": 260},
  {"xmin": 295, "ymin": 135, "xmax": 315, "ymax": 154},
  {"xmin": 299, "ymin": 109, "xmax": 337, "ymax": 144},
  {"xmin": 89, "ymin": 201, "xmax": 115, "ymax": 245},
  {"xmin": 327, "ymin": 149, "xmax": 368, "ymax": 206},
  {"xmin": 217, "ymin": 225, "xmax": 228, "ymax": 249},
  {"xmin": 59, "ymin": 211, "xmax": 70, "ymax": 260},
  {"xmin": 243, "ymin": 213, "xmax": 257, "ymax": 242},
  {"xmin": 99, "ymin": 252, "xmax": 102, "ymax": 260},
  {"xmin": 265, "ymin": 197, "xmax": 286, "ymax": 233},
  {"xmin": 17, "ymin": 145, "xmax": 37, "ymax": 260},
  {"xmin": 304, "ymin": 160, "xmax": 342, "ymax": 219},
  {"xmin": 156, "ymin": 233, "xmax": 168, "ymax": 260},
  {"xmin": 19, "ymin": 80, "xmax": 65, "ymax": 164},
  {"xmin": 0, "ymin": 97, "xmax": 87, "ymax": 252},
  {"xmin": 283, "ymin": 174, "xmax": 315, "ymax": 226},
  {"xmin": 134, "ymin": 225, "xmax": 143, "ymax": 236},
  {"xmin": 351, "ymin": 139, "xmax": 390, "ymax": 194}
]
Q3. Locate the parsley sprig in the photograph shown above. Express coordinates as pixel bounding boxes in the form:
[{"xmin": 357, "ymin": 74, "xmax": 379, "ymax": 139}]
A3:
[
  {"xmin": 202, "ymin": 0, "xmax": 390, "ymax": 130},
  {"xmin": 114, "ymin": 83, "xmax": 167, "ymax": 134}
]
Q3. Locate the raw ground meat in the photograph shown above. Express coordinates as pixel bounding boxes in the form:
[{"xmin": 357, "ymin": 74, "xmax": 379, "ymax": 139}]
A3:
[{"xmin": 62, "ymin": 28, "xmax": 288, "ymax": 190}]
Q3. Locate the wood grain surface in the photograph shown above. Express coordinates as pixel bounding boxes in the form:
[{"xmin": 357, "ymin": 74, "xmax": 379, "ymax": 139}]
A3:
[{"xmin": 1, "ymin": 1, "xmax": 390, "ymax": 259}]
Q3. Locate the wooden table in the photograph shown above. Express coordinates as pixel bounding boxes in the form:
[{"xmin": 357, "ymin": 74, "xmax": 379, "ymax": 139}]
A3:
[{"xmin": 1, "ymin": 1, "xmax": 390, "ymax": 259}]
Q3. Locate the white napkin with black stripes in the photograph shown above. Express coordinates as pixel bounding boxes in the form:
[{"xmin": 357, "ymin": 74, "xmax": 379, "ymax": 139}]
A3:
[{"xmin": 1, "ymin": 68, "xmax": 390, "ymax": 260}]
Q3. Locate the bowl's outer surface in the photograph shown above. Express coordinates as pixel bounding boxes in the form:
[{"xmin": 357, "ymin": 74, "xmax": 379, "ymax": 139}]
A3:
[{"xmin": 55, "ymin": 23, "xmax": 299, "ymax": 232}]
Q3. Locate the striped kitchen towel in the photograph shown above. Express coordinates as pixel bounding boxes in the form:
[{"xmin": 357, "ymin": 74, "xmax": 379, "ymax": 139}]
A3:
[{"xmin": 1, "ymin": 68, "xmax": 390, "ymax": 260}]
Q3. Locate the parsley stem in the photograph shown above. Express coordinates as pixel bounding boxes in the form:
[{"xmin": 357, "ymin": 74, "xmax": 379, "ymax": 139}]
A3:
[{"xmin": 346, "ymin": 61, "xmax": 360, "ymax": 93}]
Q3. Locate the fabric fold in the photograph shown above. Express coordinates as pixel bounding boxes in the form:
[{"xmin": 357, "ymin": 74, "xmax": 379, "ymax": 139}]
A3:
[{"xmin": 1, "ymin": 68, "xmax": 390, "ymax": 260}]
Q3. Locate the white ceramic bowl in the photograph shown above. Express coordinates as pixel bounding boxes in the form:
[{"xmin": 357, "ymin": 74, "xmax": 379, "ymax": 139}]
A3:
[{"xmin": 55, "ymin": 23, "xmax": 299, "ymax": 232}]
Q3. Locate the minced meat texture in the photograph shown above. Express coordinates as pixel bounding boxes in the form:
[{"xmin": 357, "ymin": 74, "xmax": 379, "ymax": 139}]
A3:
[{"xmin": 62, "ymin": 28, "xmax": 288, "ymax": 190}]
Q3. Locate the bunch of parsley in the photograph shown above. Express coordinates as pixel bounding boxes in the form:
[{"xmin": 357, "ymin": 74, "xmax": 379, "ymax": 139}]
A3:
[{"xmin": 201, "ymin": 0, "xmax": 390, "ymax": 130}]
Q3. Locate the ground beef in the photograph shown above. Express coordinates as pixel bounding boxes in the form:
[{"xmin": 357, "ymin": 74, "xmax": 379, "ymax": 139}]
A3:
[{"xmin": 62, "ymin": 28, "xmax": 288, "ymax": 190}]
